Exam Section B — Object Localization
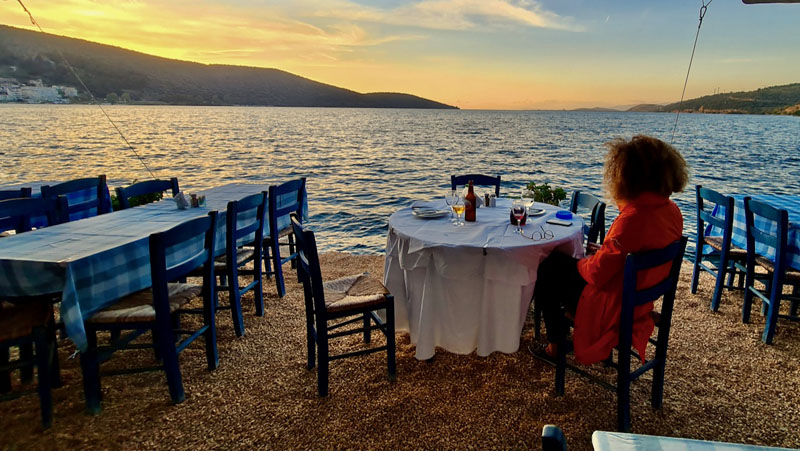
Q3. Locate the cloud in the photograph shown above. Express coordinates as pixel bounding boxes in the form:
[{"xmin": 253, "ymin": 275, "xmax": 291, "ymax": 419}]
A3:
[{"xmin": 312, "ymin": 0, "xmax": 583, "ymax": 32}]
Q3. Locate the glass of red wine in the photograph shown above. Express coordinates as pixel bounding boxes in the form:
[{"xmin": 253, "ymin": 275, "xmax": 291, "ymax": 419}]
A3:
[{"xmin": 512, "ymin": 199, "xmax": 526, "ymax": 234}]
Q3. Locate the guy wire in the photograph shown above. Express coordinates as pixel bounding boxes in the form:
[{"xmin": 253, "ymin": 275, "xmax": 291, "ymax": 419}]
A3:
[
  {"xmin": 671, "ymin": 0, "xmax": 712, "ymax": 144},
  {"xmin": 15, "ymin": 0, "xmax": 157, "ymax": 179}
]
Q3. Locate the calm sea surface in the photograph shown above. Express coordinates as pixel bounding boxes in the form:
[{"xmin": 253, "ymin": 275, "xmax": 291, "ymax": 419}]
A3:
[{"xmin": 1, "ymin": 104, "xmax": 799, "ymax": 254}]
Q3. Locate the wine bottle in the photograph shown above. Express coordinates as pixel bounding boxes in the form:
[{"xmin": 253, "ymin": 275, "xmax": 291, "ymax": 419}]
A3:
[{"xmin": 465, "ymin": 180, "xmax": 477, "ymax": 222}]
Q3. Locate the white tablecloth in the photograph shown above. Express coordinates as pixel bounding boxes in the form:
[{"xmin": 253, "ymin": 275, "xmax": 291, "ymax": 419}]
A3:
[{"xmin": 383, "ymin": 198, "xmax": 585, "ymax": 360}]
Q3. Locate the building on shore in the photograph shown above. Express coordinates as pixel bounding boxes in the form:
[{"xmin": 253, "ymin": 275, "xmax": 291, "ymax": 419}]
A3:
[{"xmin": 0, "ymin": 78, "xmax": 79, "ymax": 103}]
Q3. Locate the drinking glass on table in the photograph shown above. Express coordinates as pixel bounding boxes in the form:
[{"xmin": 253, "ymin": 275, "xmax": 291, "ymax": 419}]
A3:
[
  {"xmin": 452, "ymin": 195, "xmax": 466, "ymax": 226},
  {"xmin": 444, "ymin": 189, "xmax": 457, "ymax": 222},
  {"xmin": 512, "ymin": 199, "xmax": 526, "ymax": 234}
]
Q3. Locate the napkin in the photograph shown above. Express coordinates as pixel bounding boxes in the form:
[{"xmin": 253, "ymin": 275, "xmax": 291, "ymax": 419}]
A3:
[{"xmin": 173, "ymin": 192, "xmax": 190, "ymax": 210}]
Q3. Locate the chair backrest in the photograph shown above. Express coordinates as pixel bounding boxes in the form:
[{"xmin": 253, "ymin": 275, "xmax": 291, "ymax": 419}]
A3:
[
  {"xmin": 0, "ymin": 187, "xmax": 32, "ymax": 201},
  {"xmin": 744, "ymin": 197, "xmax": 788, "ymax": 274},
  {"xmin": 570, "ymin": 191, "xmax": 606, "ymax": 245},
  {"xmin": 268, "ymin": 177, "xmax": 306, "ymax": 237},
  {"xmin": 451, "ymin": 174, "xmax": 501, "ymax": 197},
  {"xmin": 290, "ymin": 213, "xmax": 326, "ymax": 314},
  {"xmin": 149, "ymin": 212, "xmax": 218, "ymax": 306},
  {"xmin": 0, "ymin": 196, "xmax": 69, "ymax": 234},
  {"xmin": 41, "ymin": 175, "xmax": 111, "ymax": 220},
  {"xmin": 695, "ymin": 185, "xmax": 735, "ymax": 247},
  {"xmin": 115, "ymin": 178, "xmax": 180, "ymax": 210},
  {"xmin": 227, "ymin": 192, "xmax": 267, "ymax": 251},
  {"xmin": 618, "ymin": 237, "xmax": 688, "ymax": 354}
]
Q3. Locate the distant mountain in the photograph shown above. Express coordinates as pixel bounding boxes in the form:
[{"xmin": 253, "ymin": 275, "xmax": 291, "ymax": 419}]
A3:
[
  {"xmin": 0, "ymin": 25, "xmax": 457, "ymax": 109},
  {"xmin": 570, "ymin": 107, "xmax": 620, "ymax": 112},
  {"xmin": 626, "ymin": 84, "xmax": 800, "ymax": 115},
  {"xmin": 626, "ymin": 104, "xmax": 666, "ymax": 113}
]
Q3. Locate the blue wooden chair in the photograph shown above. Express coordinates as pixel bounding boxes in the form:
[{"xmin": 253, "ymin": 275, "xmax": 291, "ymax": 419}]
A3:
[
  {"xmin": 0, "ymin": 196, "xmax": 69, "ymax": 235},
  {"xmin": 690, "ymin": 186, "xmax": 748, "ymax": 311},
  {"xmin": 41, "ymin": 175, "xmax": 111, "ymax": 221},
  {"xmin": 0, "ymin": 187, "xmax": 32, "ymax": 201},
  {"xmin": 741, "ymin": 197, "xmax": 800, "ymax": 344},
  {"xmin": 451, "ymin": 174, "xmax": 501, "ymax": 196},
  {"xmin": 115, "ymin": 177, "xmax": 180, "ymax": 210},
  {"xmin": 540, "ymin": 237, "xmax": 687, "ymax": 432},
  {"xmin": 291, "ymin": 214, "xmax": 396, "ymax": 397},
  {"xmin": 569, "ymin": 190, "xmax": 606, "ymax": 253},
  {"xmin": 0, "ymin": 300, "xmax": 61, "ymax": 429},
  {"xmin": 264, "ymin": 178, "xmax": 306, "ymax": 298},
  {"xmin": 80, "ymin": 212, "xmax": 219, "ymax": 412},
  {"xmin": 216, "ymin": 192, "xmax": 267, "ymax": 336}
]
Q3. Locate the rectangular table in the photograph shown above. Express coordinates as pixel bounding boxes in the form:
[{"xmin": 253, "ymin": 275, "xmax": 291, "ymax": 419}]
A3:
[
  {"xmin": 0, "ymin": 183, "xmax": 272, "ymax": 352},
  {"xmin": 711, "ymin": 194, "xmax": 800, "ymax": 271}
]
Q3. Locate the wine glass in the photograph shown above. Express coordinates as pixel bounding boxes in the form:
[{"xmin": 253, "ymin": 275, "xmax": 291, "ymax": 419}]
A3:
[
  {"xmin": 512, "ymin": 199, "xmax": 526, "ymax": 234},
  {"xmin": 452, "ymin": 195, "xmax": 465, "ymax": 226},
  {"xmin": 444, "ymin": 189, "xmax": 457, "ymax": 222}
]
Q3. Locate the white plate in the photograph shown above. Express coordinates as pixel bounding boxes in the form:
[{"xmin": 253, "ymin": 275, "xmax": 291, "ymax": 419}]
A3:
[
  {"xmin": 527, "ymin": 208, "xmax": 547, "ymax": 217},
  {"xmin": 412, "ymin": 208, "xmax": 450, "ymax": 219}
]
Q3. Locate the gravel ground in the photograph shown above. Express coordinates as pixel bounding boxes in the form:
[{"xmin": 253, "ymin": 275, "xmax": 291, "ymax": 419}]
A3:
[{"xmin": 1, "ymin": 253, "xmax": 799, "ymax": 450}]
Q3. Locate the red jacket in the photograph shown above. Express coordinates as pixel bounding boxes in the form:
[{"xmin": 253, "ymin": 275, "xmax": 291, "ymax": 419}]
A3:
[{"xmin": 574, "ymin": 192, "xmax": 683, "ymax": 365}]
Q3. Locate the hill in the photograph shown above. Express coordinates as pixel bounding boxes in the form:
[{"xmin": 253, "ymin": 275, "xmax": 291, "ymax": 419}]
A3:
[
  {"xmin": 626, "ymin": 84, "xmax": 800, "ymax": 115},
  {"xmin": 0, "ymin": 25, "xmax": 457, "ymax": 109}
]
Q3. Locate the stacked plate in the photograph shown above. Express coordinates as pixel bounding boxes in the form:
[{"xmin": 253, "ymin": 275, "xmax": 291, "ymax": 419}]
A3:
[{"xmin": 412, "ymin": 206, "xmax": 450, "ymax": 219}]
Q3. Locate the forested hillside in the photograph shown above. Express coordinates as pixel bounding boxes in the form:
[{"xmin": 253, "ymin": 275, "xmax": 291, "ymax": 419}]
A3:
[{"xmin": 0, "ymin": 25, "xmax": 456, "ymax": 109}]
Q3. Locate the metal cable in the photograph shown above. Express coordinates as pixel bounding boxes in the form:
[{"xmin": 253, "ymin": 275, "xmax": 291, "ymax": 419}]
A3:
[
  {"xmin": 671, "ymin": 0, "xmax": 713, "ymax": 144},
  {"xmin": 15, "ymin": 0, "xmax": 157, "ymax": 179}
]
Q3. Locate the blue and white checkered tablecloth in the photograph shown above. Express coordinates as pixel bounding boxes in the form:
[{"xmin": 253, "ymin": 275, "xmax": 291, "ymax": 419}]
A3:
[
  {"xmin": 0, "ymin": 183, "xmax": 285, "ymax": 352},
  {"xmin": 710, "ymin": 194, "xmax": 800, "ymax": 271}
]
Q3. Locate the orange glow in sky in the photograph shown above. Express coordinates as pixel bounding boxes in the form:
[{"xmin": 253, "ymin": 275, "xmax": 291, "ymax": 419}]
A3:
[{"xmin": 2, "ymin": 0, "xmax": 799, "ymax": 109}]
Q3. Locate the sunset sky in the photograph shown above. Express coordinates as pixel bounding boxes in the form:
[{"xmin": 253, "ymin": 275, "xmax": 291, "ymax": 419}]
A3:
[{"xmin": 2, "ymin": 0, "xmax": 799, "ymax": 109}]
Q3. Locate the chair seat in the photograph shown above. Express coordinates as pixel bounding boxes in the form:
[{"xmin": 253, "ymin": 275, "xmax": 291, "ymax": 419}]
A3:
[
  {"xmin": 214, "ymin": 247, "xmax": 255, "ymax": 270},
  {"xmin": 0, "ymin": 300, "xmax": 52, "ymax": 342},
  {"xmin": 87, "ymin": 283, "xmax": 202, "ymax": 324},
  {"xmin": 323, "ymin": 273, "xmax": 390, "ymax": 313},
  {"xmin": 704, "ymin": 236, "xmax": 747, "ymax": 259},
  {"xmin": 754, "ymin": 256, "xmax": 800, "ymax": 283}
]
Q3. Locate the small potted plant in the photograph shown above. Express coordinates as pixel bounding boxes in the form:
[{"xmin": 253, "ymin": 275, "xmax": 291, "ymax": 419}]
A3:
[{"xmin": 522, "ymin": 182, "xmax": 567, "ymax": 206}]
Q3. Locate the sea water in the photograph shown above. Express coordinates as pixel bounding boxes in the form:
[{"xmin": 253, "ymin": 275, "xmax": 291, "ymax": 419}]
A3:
[{"xmin": 1, "ymin": 104, "xmax": 798, "ymax": 254}]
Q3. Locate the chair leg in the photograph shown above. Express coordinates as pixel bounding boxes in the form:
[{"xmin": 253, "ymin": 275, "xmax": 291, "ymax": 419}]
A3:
[
  {"xmin": 690, "ymin": 249, "xmax": 702, "ymax": 295},
  {"xmin": 317, "ymin": 324, "xmax": 329, "ymax": 397},
  {"xmin": 228, "ymin": 271, "xmax": 245, "ymax": 338},
  {"xmin": 80, "ymin": 330, "xmax": 102, "ymax": 415},
  {"xmin": 19, "ymin": 343, "xmax": 33, "ymax": 383},
  {"xmin": 0, "ymin": 345, "xmax": 10, "ymax": 394},
  {"xmin": 262, "ymin": 242, "xmax": 273, "ymax": 280},
  {"xmin": 386, "ymin": 302, "xmax": 397, "ymax": 382},
  {"xmin": 533, "ymin": 298, "xmax": 542, "ymax": 341},
  {"xmin": 363, "ymin": 312, "xmax": 371, "ymax": 343},
  {"xmin": 272, "ymin": 240, "xmax": 286, "ymax": 298},
  {"xmin": 762, "ymin": 277, "xmax": 783, "ymax": 345},
  {"xmin": 616, "ymin": 350, "xmax": 632, "ymax": 432},
  {"xmin": 555, "ymin": 340, "xmax": 567, "ymax": 397},
  {"xmin": 34, "ymin": 329, "xmax": 53, "ymax": 429},
  {"xmin": 742, "ymin": 261, "xmax": 755, "ymax": 323},
  {"xmin": 711, "ymin": 253, "xmax": 729, "ymax": 311},
  {"xmin": 306, "ymin": 308, "xmax": 316, "ymax": 371},
  {"xmin": 151, "ymin": 328, "xmax": 162, "ymax": 362},
  {"xmin": 203, "ymin": 287, "xmax": 219, "ymax": 371},
  {"xmin": 156, "ymin": 324, "xmax": 185, "ymax": 404},
  {"xmin": 253, "ymin": 254, "xmax": 265, "ymax": 317}
]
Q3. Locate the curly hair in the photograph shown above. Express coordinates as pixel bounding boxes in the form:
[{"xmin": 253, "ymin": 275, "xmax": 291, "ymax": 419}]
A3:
[{"xmin": 604, "ymin": 135, "xmax": 688, "ymax": 201}]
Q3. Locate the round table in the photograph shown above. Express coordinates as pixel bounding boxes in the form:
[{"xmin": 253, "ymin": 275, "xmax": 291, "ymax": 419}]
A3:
[{"xmin": 383, "ymin": 198, "xmax": 585, "ymax": 360}]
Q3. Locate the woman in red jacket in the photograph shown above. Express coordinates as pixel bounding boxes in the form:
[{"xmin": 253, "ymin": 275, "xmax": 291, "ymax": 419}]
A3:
[{"xmin": 535, "ymin": 135, "xmax": 688, "ymax": 364}]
